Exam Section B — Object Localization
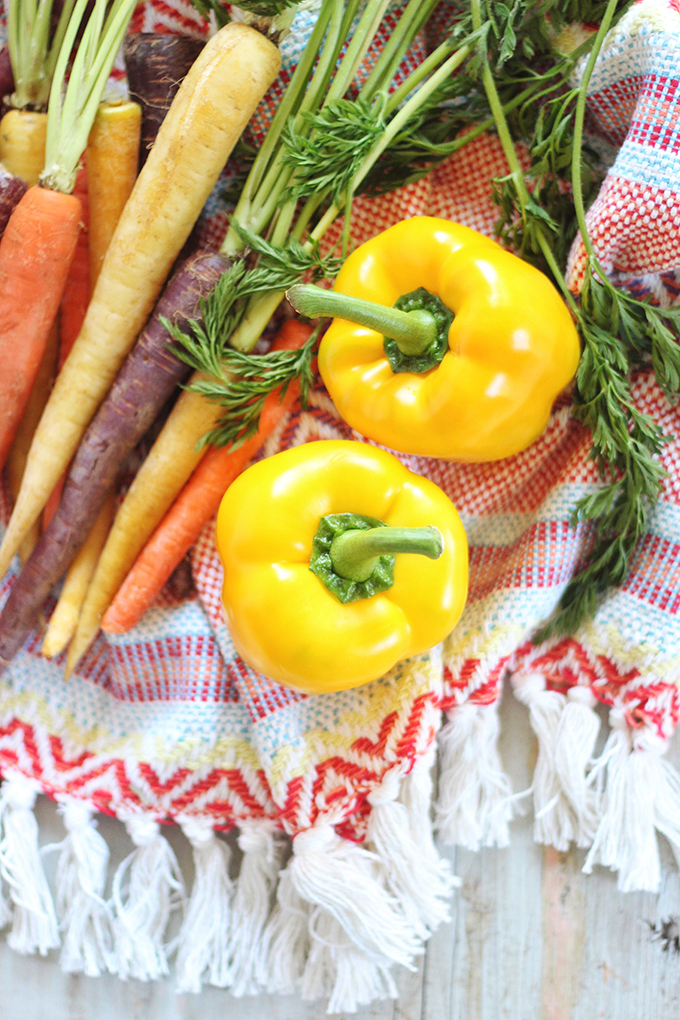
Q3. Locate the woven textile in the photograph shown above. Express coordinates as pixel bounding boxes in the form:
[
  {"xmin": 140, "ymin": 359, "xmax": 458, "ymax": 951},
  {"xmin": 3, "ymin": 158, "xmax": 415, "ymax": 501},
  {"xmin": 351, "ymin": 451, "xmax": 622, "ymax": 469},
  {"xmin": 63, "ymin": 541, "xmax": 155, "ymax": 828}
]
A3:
[{"xmin": 1, "ymin": 0, "xmax": 680, "ymax": 1009}]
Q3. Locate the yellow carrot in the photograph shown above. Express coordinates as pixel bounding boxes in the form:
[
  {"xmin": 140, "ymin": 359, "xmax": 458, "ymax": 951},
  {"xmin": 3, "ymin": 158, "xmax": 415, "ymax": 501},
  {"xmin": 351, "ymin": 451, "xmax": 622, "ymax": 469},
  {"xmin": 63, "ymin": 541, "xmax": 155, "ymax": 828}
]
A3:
[
  {"xmin": 86, "ymin": 99, "xmax": 141, "ymax": 288},
  {"xmin": 0, "ymin": 109, "xmax": 47, "ymax": 187},
  {"xmin": 0, "ymin": 23, "xmax": 281, "ymax": 580},
  {"xmin": 5, "ymin": 320, "xmax": 59, "ymax": 563},
  {"xmin": 65, "ymin": 385, "xmax": 220, "ymax": 673},
  {"xmin": 41, "ymin": 489, "xmax": 116, "ymax": 659}
]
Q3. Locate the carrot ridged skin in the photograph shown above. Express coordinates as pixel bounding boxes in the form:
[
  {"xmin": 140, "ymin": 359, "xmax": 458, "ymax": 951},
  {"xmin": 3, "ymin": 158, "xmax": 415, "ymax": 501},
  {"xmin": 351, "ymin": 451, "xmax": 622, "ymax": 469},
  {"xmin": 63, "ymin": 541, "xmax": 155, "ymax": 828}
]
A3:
[
  {"xmin": 45, "ymin": 168, "xmax": 91, "ymax": 533},
  {"xmin": 0, "ymin": 110, "xmax": 48, "ymax": 188},
  {"xmin": 124, "ymin": 33, "xmax": 205, "ymax": 167},
  {"xmin": 41, "ymin": 489, "xmax": 117, "ymax": 659},
  {"xmin": 0, "ymin": 186, "xmax": 81, "ymax": 472},
  {"xmin": 0, "ymin": 166, "xmax": 28, "ymax": 238},
  {"xmin": 66, "ymin": 384, "xmax": 219, "ymax": 671},
  {"xmin": 0, "ymin": 23, "xmax": 281, "ymax": 580},
  {"xmin": 86, "ymin": 100, "xmax": 141, "ymax": 287},
  {"xmin": 102, "ymin": 319, "xmax": 313, "ymax": 634},
  {"xmin": 42, "ymin": 471, "xmax": 65, "ymax": 531},
  {"xmin": 0, "ymin": 251, "xmax": 227, "ymax": 673},
  {"xmin": 6, "ymin": 322, "xmax": 60, "ymax": 564},
  {"xmin": 59, "ymin": 165, "xmax": 90, "ymax": 366}
]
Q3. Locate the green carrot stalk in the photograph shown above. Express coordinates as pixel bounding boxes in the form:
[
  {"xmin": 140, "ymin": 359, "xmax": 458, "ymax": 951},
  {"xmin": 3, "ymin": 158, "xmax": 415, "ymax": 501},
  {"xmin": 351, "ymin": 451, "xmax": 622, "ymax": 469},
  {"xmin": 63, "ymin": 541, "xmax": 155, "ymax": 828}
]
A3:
[
  {"xmin": 0, "ymin": 0, "xmax": 77, "ymax": 187},
  {"xmin": 56, "ymin": 0, "xmax": 485, "ymax": 671},
  {"xmin": 222, "ymin": 1, "xmax": 477, "ymax": 354},
  {"xmin": 468, "ymin": 0, "xmax": 680, "ymax": 636},
  {"xmin": 5, "ymin": 0, "xmax": 76, "ymax": 110}
]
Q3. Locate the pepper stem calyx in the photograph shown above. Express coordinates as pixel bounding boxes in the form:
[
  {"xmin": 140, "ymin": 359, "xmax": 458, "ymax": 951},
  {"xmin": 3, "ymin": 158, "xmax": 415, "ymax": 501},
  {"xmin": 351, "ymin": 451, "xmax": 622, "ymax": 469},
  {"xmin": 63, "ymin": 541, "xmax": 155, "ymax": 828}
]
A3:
[
  {"xmin": 309, "ymin": 512, "xmax": 443, "ymax": 604},
  {"xmin": 287, "ymin": 284, "xmax": 452, "ymax": 373}
]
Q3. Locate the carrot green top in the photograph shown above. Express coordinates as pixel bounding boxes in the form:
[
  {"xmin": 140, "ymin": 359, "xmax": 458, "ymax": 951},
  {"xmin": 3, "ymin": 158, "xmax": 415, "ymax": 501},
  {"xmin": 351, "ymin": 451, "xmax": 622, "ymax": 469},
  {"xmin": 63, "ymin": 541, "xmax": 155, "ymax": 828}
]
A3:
[
  {"xmin": 40, "ymin": 0, "xmax": 137, "ymax": 194},
  {"xmin": 5, "ymin": 0, "xmax": 76, "ymax": 110}
]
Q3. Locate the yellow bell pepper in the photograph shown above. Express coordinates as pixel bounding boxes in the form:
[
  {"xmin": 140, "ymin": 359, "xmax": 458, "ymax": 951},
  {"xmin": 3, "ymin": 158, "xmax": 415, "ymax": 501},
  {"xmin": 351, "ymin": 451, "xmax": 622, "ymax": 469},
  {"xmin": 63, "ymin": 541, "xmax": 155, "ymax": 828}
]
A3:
[
  {"xmin": 288, "ymin": 216, "xmax": 580, "ymax": 462},
  {"xmin": 215, "ymin": 440, "xmax": 468, "ymax": 694}
]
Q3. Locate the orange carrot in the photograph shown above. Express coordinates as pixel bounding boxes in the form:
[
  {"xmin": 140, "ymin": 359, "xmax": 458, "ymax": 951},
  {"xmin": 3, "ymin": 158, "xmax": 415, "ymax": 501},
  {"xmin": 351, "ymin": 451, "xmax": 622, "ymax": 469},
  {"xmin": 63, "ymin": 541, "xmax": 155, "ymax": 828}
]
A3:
[
  {"xmin": 6, "ymin": 321, "xmax": 60, "ymax": 563},
  {"xmin": 42, "ymin": 166, "xmax": 91, "ymax": 532},
  {"xmin": 102, "ymin": 320, "xmax": 313, "ymax": 634},
  {"xmin": 58, "ymin": 164, "xmax": 90, "ymax": 366},
  {"xmin": 0, "ymin": 185, "xmax": 82, "ymax": 471}
]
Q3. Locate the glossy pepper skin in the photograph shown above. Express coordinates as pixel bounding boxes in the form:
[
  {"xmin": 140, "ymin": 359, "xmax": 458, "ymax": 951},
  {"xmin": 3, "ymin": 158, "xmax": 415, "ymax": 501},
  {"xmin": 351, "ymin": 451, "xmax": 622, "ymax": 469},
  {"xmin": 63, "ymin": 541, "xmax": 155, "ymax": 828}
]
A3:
[
  {"xmin": 215, "ymin": 440, "xmax": 468, "ymax": 694},
  {"xmin": 318, "ymin": 216, "xmax": 581, "ymax": 462}
]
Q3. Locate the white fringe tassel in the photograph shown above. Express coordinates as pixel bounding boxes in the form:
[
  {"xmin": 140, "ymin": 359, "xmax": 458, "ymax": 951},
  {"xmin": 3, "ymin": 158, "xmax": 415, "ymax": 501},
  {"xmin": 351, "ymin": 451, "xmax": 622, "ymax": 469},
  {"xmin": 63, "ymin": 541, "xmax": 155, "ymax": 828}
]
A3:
[
  {"xmin": 262, "ymin": 864, "xmax": 311, "ymax": 996},
  {"xmin": 513, "ymin": 674, "xmax": 602, "ymax": 851},
  {"xmin": 366, "ymin": 761, "xmax": 457, "ymax": 938},
  {"xmin": 55, "ymin": 797, "xmax": 115, "ymax": 976},
  {"xmin": 584, "ymin": 707, "xmax": 680, "ymax": 893},
  {"xmin": 265, "ymin": 817, "xmax": 423, "ymax": 1013},
  {"xmin": 230, "ymin": 819, "xmax": 282, "ymax": 996},
  {"xmin": 175, "ymin": 816, "xmax": 232, "ymax": 993},
  {"xmin": 513, "ymin": 673, "xmax": 576, "ymax": 850},
  {"xmin": 0, "ymin": 774, "xmax": 60, "ymax": 955},
  {"xmin": 554, "ymin": 685, "xmax": 601, "ymax": 847},
  {"xmin": 302, "ymin": 910, "xmax": 398, "ymax": 1014},
  {"xmin": 436, "ymin": 700, "xmax": 513, "ymax": 849},
  {"xmin": 112, "ymin": 814, "xmax": 185, "ymax": 980},
  {"xmin": 399, "ymin": 745, "xmax": 461, "ymax": 892}
]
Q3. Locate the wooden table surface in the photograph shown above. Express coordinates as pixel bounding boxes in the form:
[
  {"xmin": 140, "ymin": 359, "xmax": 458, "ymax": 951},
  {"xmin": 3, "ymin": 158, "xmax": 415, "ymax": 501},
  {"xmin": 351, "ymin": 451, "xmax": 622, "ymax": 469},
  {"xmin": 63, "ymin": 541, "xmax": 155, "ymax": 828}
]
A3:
[{"xmin": 2, "ymin": 681, "xmax": 680, "ymax": 1020}]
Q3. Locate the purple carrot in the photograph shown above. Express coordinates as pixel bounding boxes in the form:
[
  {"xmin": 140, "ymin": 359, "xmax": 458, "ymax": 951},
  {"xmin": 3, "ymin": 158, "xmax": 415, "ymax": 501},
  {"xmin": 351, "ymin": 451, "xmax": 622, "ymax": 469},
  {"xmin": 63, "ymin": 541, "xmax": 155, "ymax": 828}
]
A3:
[
  {"xmin": 0, "ymin": 249, "xmax": 228, "ymax": 671},
  {"xmin": 0, "ymin": 166, "xmax": 28, "ymax": 238},
  {"xmin": 0, "ymin": 45, "xmax": 13, "ymax": 103},
  {"xmin": 123, "ymin": 33, "xmax": 205, "ymax": 167}
]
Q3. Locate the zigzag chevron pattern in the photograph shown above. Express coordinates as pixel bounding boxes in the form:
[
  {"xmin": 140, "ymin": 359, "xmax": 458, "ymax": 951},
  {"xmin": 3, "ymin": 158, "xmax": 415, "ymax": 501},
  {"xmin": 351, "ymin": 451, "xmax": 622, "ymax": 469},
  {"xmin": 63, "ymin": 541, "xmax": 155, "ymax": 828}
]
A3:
[{"xmin": 0, "ymin": 687, "xmax": 441, "ymax": 838}]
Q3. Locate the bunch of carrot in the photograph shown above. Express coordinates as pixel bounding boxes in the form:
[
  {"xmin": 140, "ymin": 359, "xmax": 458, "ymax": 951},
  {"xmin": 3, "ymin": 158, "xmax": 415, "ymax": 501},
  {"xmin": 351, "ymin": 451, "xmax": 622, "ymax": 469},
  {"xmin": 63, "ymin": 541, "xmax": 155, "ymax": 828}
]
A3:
[
  {"xmin": 0, "ymin": 3, "xmax": 314, "ymax": 675},
  {"xmin": 0, "ymin": 0, "xmax": 478, "ymax": 677}
]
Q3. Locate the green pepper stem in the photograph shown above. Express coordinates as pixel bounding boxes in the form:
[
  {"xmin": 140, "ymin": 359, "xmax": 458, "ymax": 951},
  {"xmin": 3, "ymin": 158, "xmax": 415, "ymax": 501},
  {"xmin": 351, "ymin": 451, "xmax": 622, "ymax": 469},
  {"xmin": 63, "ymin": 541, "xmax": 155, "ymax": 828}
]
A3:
[
  {"xmin": 287, "ymin": 283, "xmax": 437, "ymax": 356},
  {"xmin": 330, "ymin": 526, "xmax": 443, "ymax": 583}
]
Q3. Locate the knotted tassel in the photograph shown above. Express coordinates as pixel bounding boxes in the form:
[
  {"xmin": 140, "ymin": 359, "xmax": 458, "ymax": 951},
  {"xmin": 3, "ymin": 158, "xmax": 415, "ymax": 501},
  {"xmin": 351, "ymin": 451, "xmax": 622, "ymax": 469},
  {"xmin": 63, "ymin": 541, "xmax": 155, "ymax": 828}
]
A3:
[
  {"xmin": 436, "ymin": 700, "xmax": 513, "ymax": 849},
  {"xmin": 175, "ymin": 816, "xmax": 232, "ymax": 993},
  {"xmin": 112, "ymin": 814, "xmax": 185, "ymax": 980},
  {"xmin": 301, "ymin": 908, "xmax": 398, "ymax": 1013},
  {"xmin": 399, "ymin": 745, "xmax": 461, "ymax": 883},
  {"xmin": 584, "ymin": 707, "xmax": 680, "ymax": 892},
  {"xmin": 289, "ymin": 820, "xmax": 421, "ymax": 967},
  {"xmin": 0, "ymin": 774, "xmax": 60, "ymax": 955},
  {"xmin": 554, "ymin": 685, "xmax": 601, "ymax": 847},
  {"xmin": 229, "ymin": 819, "xmax": 282, "ymax": 996},
  {"xmin": 55, "ymin": 797, "xmax": 115, "ymax": 976},
  {"xmin": 288, "ymin": 818, "xmax": 422, "ymax": 1011},
  {"xmin": 366, "ymin": 762, "xmax": 456, "ymax": 939},
  {"xmin": 262, "ymin": 863, "xmax": 311, "ymax": 995},
  {"xmin": 513, "ymin": 672, "xmax": 577, "ymax": 850}
]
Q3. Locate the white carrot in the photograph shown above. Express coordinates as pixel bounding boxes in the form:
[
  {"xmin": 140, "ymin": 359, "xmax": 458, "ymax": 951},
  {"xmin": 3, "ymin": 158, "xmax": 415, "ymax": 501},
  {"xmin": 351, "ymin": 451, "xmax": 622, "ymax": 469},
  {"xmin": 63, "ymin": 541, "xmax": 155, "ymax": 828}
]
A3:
[{"xmin": 41, "ymin": 490, "xmax": 116, "ymax": 659}]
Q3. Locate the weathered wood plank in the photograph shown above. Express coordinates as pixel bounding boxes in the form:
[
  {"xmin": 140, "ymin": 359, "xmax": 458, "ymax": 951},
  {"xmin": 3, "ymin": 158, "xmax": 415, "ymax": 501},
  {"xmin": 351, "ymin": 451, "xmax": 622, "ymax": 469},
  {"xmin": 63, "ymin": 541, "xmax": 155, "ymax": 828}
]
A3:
[
  {"xmin": 540, "ymin": 844, "xmax": 587, "ymax": 1020},
  {"xmin": 444, "ymin": 683, "xmax": 544, "ymax": 1020}
]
